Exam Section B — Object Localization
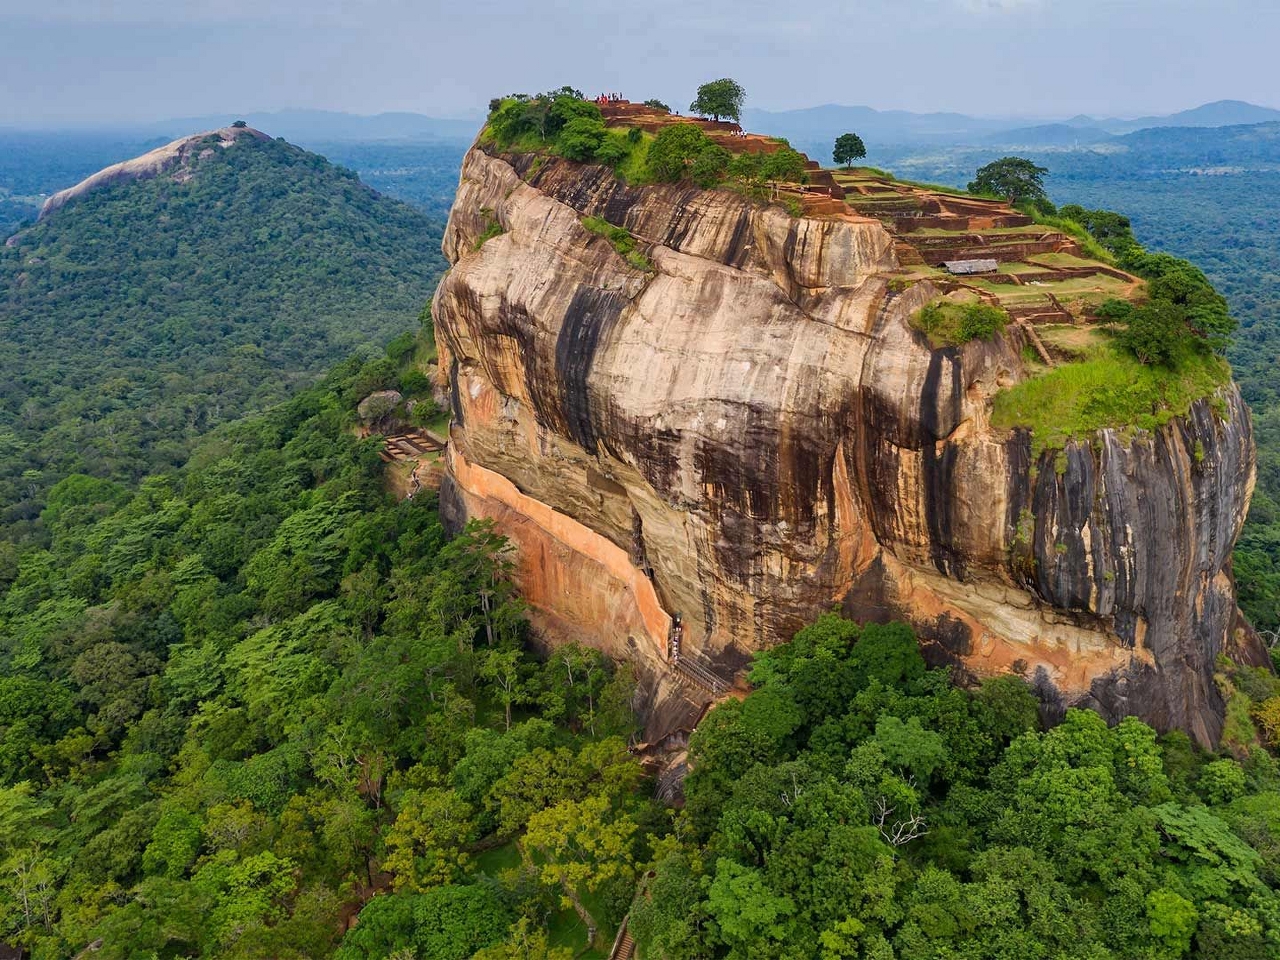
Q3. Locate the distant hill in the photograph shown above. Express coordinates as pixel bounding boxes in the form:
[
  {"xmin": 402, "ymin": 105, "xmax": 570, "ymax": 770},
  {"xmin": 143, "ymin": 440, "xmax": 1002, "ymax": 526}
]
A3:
[
  {"xmin": 0, "ymin": 127, "xmax": 445, "ymax": 537},
  {"xmin": 742, "ymin": 99, "xmax": 1280, "ymax": 150},
  {"xmin": 1095, "ymin": 99, "xmax": 1280, "ymax": 134}
]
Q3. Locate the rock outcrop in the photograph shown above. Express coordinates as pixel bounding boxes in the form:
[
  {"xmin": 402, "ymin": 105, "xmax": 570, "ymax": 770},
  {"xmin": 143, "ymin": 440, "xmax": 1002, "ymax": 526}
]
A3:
[
  {"xmin": 433, "ymin": 141, "xmax": 1262, "ymax": 746},
  {"xmin": 38, "ymin": 126, "xmax": 270, "ymax": 221}
]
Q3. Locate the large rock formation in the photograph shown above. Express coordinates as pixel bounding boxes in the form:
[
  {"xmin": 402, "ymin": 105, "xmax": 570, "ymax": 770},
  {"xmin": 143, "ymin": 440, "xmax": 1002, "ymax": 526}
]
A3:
[
  {"xmin": 433, "ymin": 142, "xmax": 1263, "ymax": 746},
  {"xmin": 39, "ymin": 125, "xmax": 270, "ymax": 221}
]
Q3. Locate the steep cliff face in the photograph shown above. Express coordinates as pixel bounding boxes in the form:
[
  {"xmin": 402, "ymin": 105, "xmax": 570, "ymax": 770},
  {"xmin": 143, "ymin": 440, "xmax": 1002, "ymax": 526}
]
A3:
[{"xmin": 434, "ymin": 142, "xmax": 1261, "ymax": 746}]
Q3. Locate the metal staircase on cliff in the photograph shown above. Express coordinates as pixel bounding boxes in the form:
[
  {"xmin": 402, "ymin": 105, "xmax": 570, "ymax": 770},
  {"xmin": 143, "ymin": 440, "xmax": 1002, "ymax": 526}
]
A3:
[
  {"xmin": 666, "ymin": 614, "xmax": 732, "ymax": 695},
  {"xmin": 608, "ymin": 919, "xmax": 636, "ymax": 960}
]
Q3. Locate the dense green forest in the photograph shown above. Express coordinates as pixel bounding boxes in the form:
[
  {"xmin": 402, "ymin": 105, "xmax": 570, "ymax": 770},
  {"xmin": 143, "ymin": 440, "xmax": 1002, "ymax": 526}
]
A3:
[
  {"xmin": 633, "ymin": 616, "xmax": 1280, "ymax": 959},
  {"xmin": 0, "ymin": 133, "xmax": 446, "ymax": 546},
  {"xmin": 0, "ymin": 341, "xmax": 647, "ymax": 958}
]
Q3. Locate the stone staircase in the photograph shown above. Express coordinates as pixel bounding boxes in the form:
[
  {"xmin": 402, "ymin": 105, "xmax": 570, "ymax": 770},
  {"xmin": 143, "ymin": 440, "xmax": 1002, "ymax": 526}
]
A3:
[{"xmin": 1015, "ymin": 320, "xmax": 1055, "ymax": 366}]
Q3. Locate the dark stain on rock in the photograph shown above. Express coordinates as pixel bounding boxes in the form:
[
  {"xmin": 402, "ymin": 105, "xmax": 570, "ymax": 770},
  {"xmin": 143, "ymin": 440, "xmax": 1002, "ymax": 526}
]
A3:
[
  {"xmin": 920, "ymin": 348, "xmax": 965, "ymax": 578},
  {"xmin": 554, "ymin": 286, "xmax": 627, "ymax": 455},
  {"xmin": 448, "ymin": 357, "xmax": 465, "ymax": 428},
  {"xmin": 840, "ymin": 555, "xmax": 894, "ymax": 624}
]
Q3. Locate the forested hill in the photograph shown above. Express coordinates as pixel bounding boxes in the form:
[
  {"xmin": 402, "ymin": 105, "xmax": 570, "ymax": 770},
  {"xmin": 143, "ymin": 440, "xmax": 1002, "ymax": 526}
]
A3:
[{"xmin": 0, "ymin": 128, "xmax": 446, "ymax": 546}]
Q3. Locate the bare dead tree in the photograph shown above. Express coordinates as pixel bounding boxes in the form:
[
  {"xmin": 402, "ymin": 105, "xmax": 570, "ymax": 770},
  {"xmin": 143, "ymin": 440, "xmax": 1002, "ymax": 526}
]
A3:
[{"xmin": 873, "ymin": 794, "xmax": 928, "ymax": 848}]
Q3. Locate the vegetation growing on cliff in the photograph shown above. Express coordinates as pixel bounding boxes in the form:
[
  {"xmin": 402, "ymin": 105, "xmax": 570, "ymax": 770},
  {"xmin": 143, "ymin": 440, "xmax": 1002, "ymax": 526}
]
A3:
[
  {"xmin": 482, "ymin": 88, "xmax": 809, "ymax": 197},
  {"xmin": 911, "ymin": 300, "xmax": 1008, "ymax": 348},
  {"xmin": 991, "ymin": 191, "xmax": 1238, "ymax": 454},
  {"xmin": 580, "ymin": 216, "xmax": 652, "ymax": 272},
  {"xmin": 992, "ymin": 340, "xmax": 1230, "ymax": 453}
]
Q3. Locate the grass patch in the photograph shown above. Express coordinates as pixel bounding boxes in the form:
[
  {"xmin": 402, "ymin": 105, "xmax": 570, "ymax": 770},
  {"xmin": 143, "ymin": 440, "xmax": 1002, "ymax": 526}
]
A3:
[
  {"xmin": 992, "ymin": 338, "xmax": 1230, "ymax": 455},
  {"xmin": 610, "ymin": 130, "xmax": 653, "ymax": 185},
  {"xmin": 1027, "ymin": 252, "xmax": 1102, "ymax": 269},
  {"xmin": 472, "ymin": 840, "xmax": 521, "ymax": 875},
  {"xmin": 473, "ymin": 208, "xmax": 504, "ymax": 251},
  {"xmin": 581, "ymin": 215, "xmax": 653, "ymax": 271},
  {"xmin": 912, "ymin": 300, "xmax": 1008, "ymax": 348},
  {"xmin": 1036, "ymin": 324, "xmax": 1107, "ymax": 360},
  {"xmin": 1024, "ymin": 209, "xmax": 1116, "ymax": 264},
  {"xmin": 897, "ymin": 177, "xmax": 975, "ymax": 197}
]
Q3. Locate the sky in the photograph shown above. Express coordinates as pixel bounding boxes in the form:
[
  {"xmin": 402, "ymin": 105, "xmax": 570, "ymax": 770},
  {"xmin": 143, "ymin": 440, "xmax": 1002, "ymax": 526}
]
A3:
[{"xmin": 1, "ymin": 0, "xmax": 1277, "ymax": 125}]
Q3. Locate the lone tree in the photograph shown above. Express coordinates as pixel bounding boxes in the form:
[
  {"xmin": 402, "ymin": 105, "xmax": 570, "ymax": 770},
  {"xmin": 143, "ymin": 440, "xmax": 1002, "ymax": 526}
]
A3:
[
  {"xmin": 833, "ymin": 132, "xmax": 867, "ymax": 168},
  {"xmin": 968, "ymin": 156, "xmax": 1049, "ymax": 206},
  {"xmin": 690, "ymin": 79, "xmax": 746, "ymax": 123}
]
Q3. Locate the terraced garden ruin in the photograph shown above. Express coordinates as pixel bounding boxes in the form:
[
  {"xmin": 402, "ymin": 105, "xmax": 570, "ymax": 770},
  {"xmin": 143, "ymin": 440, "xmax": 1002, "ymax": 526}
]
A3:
[{"xmin": 591, "ymin": 101, "xmax": 1147, "ymax": 368}]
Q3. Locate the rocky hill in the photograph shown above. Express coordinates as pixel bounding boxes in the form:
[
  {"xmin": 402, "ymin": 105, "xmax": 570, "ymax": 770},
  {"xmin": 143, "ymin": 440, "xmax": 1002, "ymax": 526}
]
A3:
[
  {"xmin": 0, "ymin": 128, "xmax": 444, "ymax": 536},
  {"xmin": 34, "ymin": 124, "xmax": 271, "ymax": 221},
  {"xmin": 433, "ymin": 104, "xmax": 1266, "ymax": 746}
]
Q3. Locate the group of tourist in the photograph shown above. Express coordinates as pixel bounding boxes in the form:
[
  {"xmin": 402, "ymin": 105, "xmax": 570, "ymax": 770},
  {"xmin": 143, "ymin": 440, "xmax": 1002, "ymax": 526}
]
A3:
[{"xmin": 595, "ymin": 92, "xmax": 626, "ymax": 104}]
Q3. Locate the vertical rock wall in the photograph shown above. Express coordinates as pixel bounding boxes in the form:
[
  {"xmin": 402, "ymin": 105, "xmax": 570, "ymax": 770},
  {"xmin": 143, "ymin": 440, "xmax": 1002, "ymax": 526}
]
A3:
[{"xmin": 433, "ymin": 144, "xmax": 1261, "ymax": 745}]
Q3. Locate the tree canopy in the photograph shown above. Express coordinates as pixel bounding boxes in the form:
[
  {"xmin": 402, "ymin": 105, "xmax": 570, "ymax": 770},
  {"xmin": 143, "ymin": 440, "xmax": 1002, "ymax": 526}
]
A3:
[
  {"xmin": 833, "ymin": 132, "xmax": 867, "ymax": 167},
  {"xmin": 968, "ymin": 155, "xmax": 1050, "ymax": 205},
  {"xmin": 689, "ymin": 79, "xmax": 746, "ymax": 123}
]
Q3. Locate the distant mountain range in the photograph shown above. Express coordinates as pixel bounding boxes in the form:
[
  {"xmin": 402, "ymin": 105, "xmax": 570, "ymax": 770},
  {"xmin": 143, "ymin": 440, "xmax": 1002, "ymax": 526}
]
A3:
[
  {"xmin": 5, "ymin": 99, "xmax": 1277, "ymax": 149},
  {"xmin": 742, "ymin": 99, "xmax": 1280, "ymax": 148}
]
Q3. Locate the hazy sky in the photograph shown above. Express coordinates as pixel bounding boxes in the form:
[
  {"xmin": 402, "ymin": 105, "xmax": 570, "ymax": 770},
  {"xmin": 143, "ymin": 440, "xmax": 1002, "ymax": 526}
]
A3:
[{"xmin": 1, "ymin": 0, "xmax": 1277, "ymax": 124}]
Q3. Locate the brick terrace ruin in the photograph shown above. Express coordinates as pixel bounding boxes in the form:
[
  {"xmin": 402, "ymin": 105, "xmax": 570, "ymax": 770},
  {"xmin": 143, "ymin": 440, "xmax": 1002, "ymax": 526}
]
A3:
[{"xmin": 597, "ymin": 100, "xmax": 1146, "ymax": 365}]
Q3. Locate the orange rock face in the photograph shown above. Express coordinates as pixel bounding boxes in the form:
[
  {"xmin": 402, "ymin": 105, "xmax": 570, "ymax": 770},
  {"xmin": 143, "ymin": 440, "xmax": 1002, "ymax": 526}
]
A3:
[{"xmin": 433, "ymin": 143, "xmax": 1262, "ymax": 746}]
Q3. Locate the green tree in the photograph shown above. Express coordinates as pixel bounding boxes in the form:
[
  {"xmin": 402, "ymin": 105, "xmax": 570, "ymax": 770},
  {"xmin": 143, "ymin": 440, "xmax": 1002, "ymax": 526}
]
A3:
[
  {"xmin": 411, "ymin": 884, "xmax": 511, "ymax": 960},
  {"xmin": 1146, "ymin": 888, "xmax": 1198, "ymax": 957},
  {"xmin": 522, "ymin": 793, "xmax": 639, "ymax": 949},
  {"xmin": 647, "ymin": 124, "xmax": 715, "ymax": 183},
  {"xmin": 557, "ymin": 117, "xmax": 608, "ymax": 162},
  {"xmin": 1117, "ymin": 300, "xmax": 1194, "ymax": 366},
  {"xmin": 762, "ymin": 147, "xmax": 810, "ymax": 186},
  {"xmin": 691, "ymin": 144, "xmax": 732, "ymax": 189},
  {"xmin": 968, "ymin": 156, "xmax": 1050, "ymax": 206},
  {"xmin": 705, "ymin": 857, "xmax": 795, "ymax": 952},
  {"xmin": 383, "ymin": 788, "xmax": 475, "ymax": 892},
  {"xmin": 472, "ymin": 917, "xmax": 575, "ymax": 960},
  {"xmin": 689, "ymin": 79, "xmax": 746, "ymax": 122},
  {"xmin": 335, "ymin": 892, "xmax": 420, "ymax": 960},
  {"xmin": 832, "ymin": 133, "xmax": 867, "ymax": 168}
]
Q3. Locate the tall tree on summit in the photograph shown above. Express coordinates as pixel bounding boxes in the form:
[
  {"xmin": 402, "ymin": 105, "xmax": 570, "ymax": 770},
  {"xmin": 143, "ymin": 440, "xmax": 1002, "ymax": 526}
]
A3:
[
  {"xmin": 968, "ymin": 156, "xmax": 1050, "ymax": 206},
  {"xmin": 833, "ymin": 132, "xmax": 867, "ymax": 168},
  {"xmin": 690, "ymin": 79, "xmax": 746, "ymax": 123}
]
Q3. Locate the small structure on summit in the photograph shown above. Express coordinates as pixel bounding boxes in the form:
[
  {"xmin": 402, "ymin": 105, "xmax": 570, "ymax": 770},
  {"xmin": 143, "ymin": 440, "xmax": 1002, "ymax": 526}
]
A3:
[{"xmin": 943, "ymin": 258, "xmax": 999, "ymax": 275}]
